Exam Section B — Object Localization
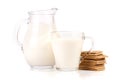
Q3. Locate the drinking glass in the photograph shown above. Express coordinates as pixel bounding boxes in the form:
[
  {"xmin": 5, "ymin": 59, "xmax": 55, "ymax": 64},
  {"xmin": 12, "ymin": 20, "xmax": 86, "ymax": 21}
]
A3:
[{"xmin": 51, "ymin": 31, "xmax": 94, "ymax": 71}]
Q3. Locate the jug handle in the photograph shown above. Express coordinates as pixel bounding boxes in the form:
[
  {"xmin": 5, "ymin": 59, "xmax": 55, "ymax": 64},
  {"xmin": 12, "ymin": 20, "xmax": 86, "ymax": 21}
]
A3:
[
  {"xmin": 16, "ymin": 25, "xmax": 23, "ymax": 51},
  {"xmin": 16, "ymin": 19, "xmax": 28, "ymax": 52}
]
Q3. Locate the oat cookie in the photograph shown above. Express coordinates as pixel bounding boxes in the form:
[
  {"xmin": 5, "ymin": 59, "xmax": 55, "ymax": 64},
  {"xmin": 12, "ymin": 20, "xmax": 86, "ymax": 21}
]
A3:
[{"xmin": 79, "ymin": 50, "xmax": 107, "ymax": 71}]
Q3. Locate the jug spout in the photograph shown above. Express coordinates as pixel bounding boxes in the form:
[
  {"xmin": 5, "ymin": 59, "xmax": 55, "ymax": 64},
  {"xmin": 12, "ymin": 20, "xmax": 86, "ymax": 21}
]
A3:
[
  {"xmin": 28, "ymin": 8, "xmax": 58, "ymax": 15},
  {"xmin": 51, "ymin": 8, "xmax": 58, "ymax": 15}
]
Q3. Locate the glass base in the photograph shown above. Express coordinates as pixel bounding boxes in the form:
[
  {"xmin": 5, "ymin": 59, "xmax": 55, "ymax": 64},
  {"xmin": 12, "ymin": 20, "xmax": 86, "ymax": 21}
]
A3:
[
  {"xmin": 30, "ymin": 65, "xmax": 54, "ymax": 71},
  {"xmin": 56, "ymin": 67, "xmax": 78, "ymax": 71}
]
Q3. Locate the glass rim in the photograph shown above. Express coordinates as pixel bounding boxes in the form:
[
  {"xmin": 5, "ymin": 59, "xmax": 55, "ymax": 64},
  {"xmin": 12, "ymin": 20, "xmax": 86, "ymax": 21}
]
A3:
[
  {"xmin": 51, "ymin": 31, "xmax": 85, "ymax": 40},
  {"xmin": 51, "ymin": 31, "xmax": 84, "ymax": 34}
]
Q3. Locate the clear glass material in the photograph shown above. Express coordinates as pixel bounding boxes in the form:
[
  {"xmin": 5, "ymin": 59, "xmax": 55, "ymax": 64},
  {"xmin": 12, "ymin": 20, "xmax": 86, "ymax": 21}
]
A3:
[
  {"xmin": 51, "ymin": 31, "xmax": 93, "ymax": 71},
  {"xmin": 17, "ymin": 8, "xmax": 57, "ymax": 70}
]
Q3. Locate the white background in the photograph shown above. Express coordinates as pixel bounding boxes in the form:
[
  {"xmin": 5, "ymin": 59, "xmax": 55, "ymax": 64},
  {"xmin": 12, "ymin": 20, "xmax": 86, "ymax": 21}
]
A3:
[{"xmin": 0, "ymin": 0, "xmax": 120, "ymax": 80}]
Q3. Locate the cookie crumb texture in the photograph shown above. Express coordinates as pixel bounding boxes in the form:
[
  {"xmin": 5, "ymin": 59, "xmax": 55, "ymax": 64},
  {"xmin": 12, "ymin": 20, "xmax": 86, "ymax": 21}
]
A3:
[{"xmin": 79, "ymin": 51, "xmax": 107, "ymax": 71}]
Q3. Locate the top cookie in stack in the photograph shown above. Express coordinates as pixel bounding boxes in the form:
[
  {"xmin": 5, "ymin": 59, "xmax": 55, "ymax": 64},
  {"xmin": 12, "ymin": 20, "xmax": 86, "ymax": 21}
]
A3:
[{"xmin": 79, "ymin": 51, "xmax": 107, "ymax": 71}]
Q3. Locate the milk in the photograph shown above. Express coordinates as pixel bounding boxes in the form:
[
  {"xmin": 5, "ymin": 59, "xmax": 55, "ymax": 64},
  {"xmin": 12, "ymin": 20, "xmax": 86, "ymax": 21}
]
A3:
[
  {"xmin": 52, "ymin": 38, "xmax": 83, "ymax": 69},
  {"xmin": 23, "ymin": 23, "xmax": 55, "ymax": 66}
]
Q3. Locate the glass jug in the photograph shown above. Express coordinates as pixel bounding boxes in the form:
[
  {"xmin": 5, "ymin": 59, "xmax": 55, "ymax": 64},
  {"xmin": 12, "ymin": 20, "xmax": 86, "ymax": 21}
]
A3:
[{"xmin": 17, "ymin": 8, "xmax": 58, "ymax": 70}]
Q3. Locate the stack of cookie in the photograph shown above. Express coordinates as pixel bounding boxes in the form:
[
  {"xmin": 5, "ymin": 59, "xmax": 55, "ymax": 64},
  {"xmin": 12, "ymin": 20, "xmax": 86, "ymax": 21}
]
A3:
[{"xmin": 79, "ymin": 51, "xmax": 107, "ymax": 71}]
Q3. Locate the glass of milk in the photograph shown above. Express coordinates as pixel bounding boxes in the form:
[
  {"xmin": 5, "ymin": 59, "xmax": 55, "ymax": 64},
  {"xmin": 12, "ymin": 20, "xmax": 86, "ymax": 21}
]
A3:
[{"xmin": 51, "ymin": 31, "xmax": 94, "ymax": 71}]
